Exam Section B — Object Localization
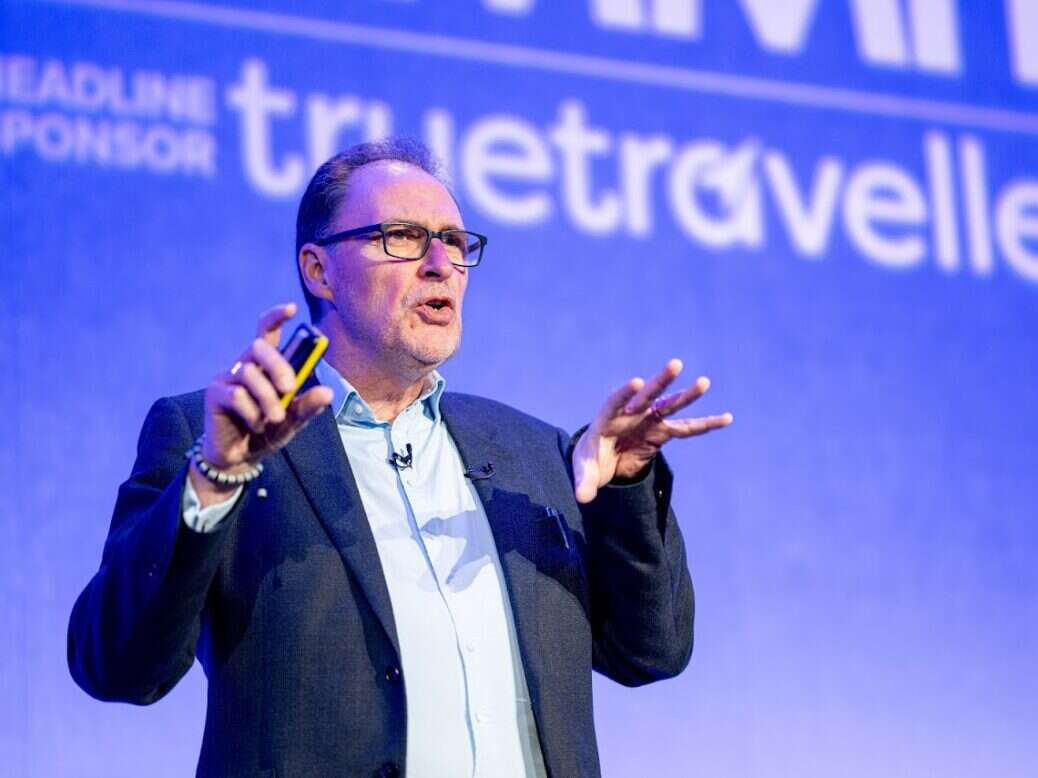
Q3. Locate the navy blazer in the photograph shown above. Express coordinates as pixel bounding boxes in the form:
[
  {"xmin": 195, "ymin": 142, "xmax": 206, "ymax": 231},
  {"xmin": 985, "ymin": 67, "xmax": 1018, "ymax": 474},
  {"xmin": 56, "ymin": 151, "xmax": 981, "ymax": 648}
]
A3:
[{"xmin": 69, "ymin": 389, "xmax": 694, "ymax": 777}]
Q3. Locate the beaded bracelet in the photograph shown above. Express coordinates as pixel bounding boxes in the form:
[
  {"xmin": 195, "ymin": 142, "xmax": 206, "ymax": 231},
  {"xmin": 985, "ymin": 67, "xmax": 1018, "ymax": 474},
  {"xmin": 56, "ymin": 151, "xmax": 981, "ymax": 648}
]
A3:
[{"xmin": 184, "ymin": 435, "xmax": 264, "ymax": 486}]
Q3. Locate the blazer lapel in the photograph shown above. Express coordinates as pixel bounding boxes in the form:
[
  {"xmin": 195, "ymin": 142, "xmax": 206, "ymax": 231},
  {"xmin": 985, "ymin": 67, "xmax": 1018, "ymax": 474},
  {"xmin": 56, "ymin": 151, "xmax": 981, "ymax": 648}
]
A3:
[
  {"xmin": 439, "ymin": 394, "xmax": 523, "ymax": 548},
  {"xmin": 280, "ymin": 407, "xmax": 400, "ymax": 656}
]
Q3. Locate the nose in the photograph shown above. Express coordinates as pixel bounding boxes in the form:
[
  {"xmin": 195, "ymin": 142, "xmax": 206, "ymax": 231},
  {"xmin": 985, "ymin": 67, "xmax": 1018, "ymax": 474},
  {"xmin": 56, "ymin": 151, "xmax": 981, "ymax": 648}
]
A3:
[{"xmin": 419, "ymin": 237, "xmax": 455, "ymax": 279}]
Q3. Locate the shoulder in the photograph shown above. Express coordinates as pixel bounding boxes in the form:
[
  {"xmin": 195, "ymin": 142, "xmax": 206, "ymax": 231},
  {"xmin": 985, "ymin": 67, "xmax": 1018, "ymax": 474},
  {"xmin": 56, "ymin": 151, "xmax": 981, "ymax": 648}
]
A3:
[
  {"xmin": 135, "ymin": 389, "xmax": 206, "ymax": 448},
  {"xmin": 150, "ymin": 389, "xmax": 206, "ymax": 425},
  {"xmin": 441, "ymin": 391, "xmax": 565, "ymax": 439}
]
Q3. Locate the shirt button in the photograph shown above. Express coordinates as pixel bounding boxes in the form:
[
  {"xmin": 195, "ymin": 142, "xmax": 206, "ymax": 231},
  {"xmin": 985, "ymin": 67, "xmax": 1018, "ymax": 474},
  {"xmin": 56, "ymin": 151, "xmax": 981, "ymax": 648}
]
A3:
[
  {"xmin": 465, "ymin": 641, "xmax": 475, "ymax": 653},
  {"xmin": 474, "ymin": 711, "xmax": 487, "ymax": 724},
  {"xmin": 378, "ymin": 762, "xmax": 400, "ymax": 778},
  {"xmin": 384, "ymin": 666, "xmax": 402, "ymax": 684}
]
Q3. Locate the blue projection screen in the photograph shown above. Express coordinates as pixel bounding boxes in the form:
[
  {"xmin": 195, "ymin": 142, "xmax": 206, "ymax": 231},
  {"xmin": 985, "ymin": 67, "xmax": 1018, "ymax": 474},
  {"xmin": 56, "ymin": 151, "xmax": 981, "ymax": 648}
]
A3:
[{"xmin": 2, "ymin": 1, "xmax": 1036, "ymax": 775}]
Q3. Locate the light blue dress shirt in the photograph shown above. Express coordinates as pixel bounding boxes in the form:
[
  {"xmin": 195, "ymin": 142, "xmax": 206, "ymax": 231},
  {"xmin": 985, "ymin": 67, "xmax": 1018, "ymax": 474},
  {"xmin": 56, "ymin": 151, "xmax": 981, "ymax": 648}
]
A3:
[{"xmin": 183, "ymin": 362, "xmax": 547, "ymax": 777}]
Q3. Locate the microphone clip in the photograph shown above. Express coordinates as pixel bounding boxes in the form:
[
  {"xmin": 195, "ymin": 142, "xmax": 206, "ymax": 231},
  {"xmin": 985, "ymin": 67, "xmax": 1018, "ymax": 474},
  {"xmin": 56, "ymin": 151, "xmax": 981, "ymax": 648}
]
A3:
[{"xmin": 389, "ymin": 443, "xmax": 413, "ymax": 470}]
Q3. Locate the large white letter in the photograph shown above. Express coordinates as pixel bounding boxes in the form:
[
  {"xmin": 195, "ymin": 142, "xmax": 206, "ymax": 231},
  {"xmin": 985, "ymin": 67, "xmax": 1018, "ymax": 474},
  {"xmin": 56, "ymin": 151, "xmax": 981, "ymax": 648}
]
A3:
[
  {"xmin": 996, "ymin": 181, "xmax": 1038, "ymax": 284},
  {"xmin": 305, "ymin": 96, "xmax": 391, "ymax": 167},
  {"xmin": 619, "ymin": 132, "xmax": 673, "ymax": 236},
  {"xmin": 850, "ymin": 0, "xmax": 960, "ymax": 73},
  {"xmin": 763, "ymin": 151, "xmax": 844, "ymax": 258},
  {"xmin": 461, "ymin": 115, "xmax": 554, "ymax": 225},
  {"xmin": 923, "ymin": 131, "xmax": 960, "ymax": 273},
  {"xmin": 423, "ymin": 108, "xmax": 456, "ymax": 186},
  {"xmin": 483, "ymin": 0, "xmax": 536, "ymax": 14},
  {"xmin": 737, "ymin": 0, "xmax": 820, "ymax": 53},
  {"xmin": 908, "ymin": 0, "xmax": 961, "ymax": 73},
  {"xmin": 843, "ymin": 162, "xmax": 928, "ymax": 269},
  {"xmin": 1007, "ymin": 0, "xmax": 1038, "ymax": 87},
  {"xmin": 960, "ymin": 135, "xmax": 994, "ymax": 276},
  {"xmin": 668, "ymin": 139, "xmax": 763, "ymax": 249},
  {"xmin": 226, "ymin": 59, "xmax": 304, "ymax": 197},
  {"xmin": 590, "ymin": 0, "xmax": 642, "ymax": 29},
  {"xmin": 306, "ymin": 93, "xmax": 362, "ymax": 169},
  {"xmin": 590, "ymin": 0, "xmax": 701, "ymax": 38},
  {"xmin": 849, "ymin": 0, "xmax": 910, "ymax": 67},
  {"xmin": 548, "ymin": 100, "xmax": 622, "ymax": 235}
]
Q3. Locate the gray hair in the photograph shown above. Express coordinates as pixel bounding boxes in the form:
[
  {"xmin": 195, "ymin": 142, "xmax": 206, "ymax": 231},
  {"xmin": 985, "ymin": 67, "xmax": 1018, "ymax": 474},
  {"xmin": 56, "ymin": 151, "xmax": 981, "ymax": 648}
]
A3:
[{"xmin": 294, "ymin": 137, "xmax": 447, "ymax": 321}]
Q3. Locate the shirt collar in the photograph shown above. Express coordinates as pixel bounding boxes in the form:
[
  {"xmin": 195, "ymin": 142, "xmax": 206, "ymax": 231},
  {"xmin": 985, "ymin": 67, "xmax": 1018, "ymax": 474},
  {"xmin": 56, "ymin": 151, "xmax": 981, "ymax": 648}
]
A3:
[{"xmin": 315, "ymin": 359, "xmax": 446, "ymax": 428}]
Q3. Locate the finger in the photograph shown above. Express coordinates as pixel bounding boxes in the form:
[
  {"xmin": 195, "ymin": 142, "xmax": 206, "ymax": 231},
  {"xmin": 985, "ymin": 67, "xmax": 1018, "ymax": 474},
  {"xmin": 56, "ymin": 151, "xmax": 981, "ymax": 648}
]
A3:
[
  {"xmin": 256, "ymin": 302, "xmax": 297, "ymax": 347},
  {"xmin": 234, "ymin": 362, "xmax": 286, "ymax": 425},
  {"xmin": 625, "ymin": 358, "xmax": 683, "ymax": 414},
  {"xmin": 248, "ymin": 337, "xmax": 297, "ymax": 396},
  {"xmin": 219, "ymin": 382, "xmax": 264, "ymax": 433},
  {"xmin": 653, "ymin": 376, "xmax": 711, "ymax": 418},
  {"xmin": 287, "ymin": 386, "xmax": 334, "ymax": 427},
  {"xmin": 664, "ymin": 412, "xmax": 734, "ymax": 438},
  {"xmin": 573, "ymin": 454, "xmax": 600, "ymax": 504},
  {"xmin": 601, "ymin": 377, "xmax": 644, "ymax": 419}
]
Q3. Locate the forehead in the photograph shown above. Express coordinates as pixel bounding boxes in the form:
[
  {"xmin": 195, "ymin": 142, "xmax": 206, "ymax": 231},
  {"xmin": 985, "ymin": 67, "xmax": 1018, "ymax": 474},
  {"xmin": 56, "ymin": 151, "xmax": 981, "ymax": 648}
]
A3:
[{"xmin": 335, "ymin": 160, "xmax": 462, "ymax": 229}]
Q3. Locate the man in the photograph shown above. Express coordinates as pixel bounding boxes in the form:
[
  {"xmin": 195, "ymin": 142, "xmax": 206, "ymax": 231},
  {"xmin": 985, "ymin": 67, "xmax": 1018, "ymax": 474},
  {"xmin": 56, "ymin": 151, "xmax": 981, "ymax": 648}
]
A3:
[{"xmin": 69, "ymin": 138, "xmax": 732, "ymax": 777}]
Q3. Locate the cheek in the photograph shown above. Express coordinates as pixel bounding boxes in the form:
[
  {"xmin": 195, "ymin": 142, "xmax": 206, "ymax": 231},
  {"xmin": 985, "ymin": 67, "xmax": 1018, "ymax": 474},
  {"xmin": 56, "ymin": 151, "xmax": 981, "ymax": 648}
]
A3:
[
  {"xmin": 367, "ymin": 279, "xmax": 409, "ymax": 326},
  {"xmin": 331, "ymin": 267, "xmax": 392, "ymax": 320}
]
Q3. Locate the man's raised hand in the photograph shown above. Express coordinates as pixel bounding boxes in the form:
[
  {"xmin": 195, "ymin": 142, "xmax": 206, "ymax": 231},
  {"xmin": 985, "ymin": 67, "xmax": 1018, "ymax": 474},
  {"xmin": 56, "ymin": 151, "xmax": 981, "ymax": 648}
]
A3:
[
  {"xmin": 571, "ymin": 359, "xmax": 733, "ymax": 504},
  {"xmin": 193, "ymin": 303, "xmax": 333, "ymax": 501}
]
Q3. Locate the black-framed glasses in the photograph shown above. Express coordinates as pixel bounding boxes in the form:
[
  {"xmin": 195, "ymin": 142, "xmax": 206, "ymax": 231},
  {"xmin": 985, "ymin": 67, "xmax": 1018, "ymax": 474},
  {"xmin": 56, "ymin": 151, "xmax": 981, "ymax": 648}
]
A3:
[{"xmin": 314, "ymin": 222, "xmax": 487, "ymax": 268}]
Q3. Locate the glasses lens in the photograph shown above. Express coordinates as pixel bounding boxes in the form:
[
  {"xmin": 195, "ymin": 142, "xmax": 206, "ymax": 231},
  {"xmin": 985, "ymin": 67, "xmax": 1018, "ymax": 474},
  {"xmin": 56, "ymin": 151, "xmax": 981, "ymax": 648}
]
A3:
[
  {"xmin": 382, "ymin": 224, "xmax": 429, "ymax": 259},
  {"xmin": 441, "ymin": 231, "xmax": 484, "ymax": 266}
]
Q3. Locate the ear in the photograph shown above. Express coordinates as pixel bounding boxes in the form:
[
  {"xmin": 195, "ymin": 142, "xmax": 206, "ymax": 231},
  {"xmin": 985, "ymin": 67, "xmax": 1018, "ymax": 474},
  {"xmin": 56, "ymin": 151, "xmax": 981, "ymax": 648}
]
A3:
[{"xmin": 299, "ymin": 243, "xmax": 335, "ymax": 305}]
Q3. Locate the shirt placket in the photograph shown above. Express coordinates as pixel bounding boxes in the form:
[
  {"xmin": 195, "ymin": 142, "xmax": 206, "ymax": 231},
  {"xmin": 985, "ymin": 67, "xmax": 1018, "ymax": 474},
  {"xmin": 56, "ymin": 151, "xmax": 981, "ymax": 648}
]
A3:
[{"xmin": 391, "ymin": 408, "xmax": 486, "ymax": 775}]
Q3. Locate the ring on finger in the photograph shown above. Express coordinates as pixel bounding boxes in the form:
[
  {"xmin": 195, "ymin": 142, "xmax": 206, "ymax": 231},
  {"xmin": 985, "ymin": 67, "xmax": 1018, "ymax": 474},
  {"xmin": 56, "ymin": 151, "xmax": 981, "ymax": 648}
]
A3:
[
  {"xmin": 650, "ymin": 399, "xmax": 668, "ymax": 421},
  {"xmin": 230, "ymin": 360, "xmax": 244, "ymax": 377}
]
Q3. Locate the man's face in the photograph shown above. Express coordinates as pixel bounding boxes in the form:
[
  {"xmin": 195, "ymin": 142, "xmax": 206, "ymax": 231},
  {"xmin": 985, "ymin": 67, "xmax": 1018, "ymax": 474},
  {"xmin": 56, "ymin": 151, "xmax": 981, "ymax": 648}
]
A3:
[{"xmin": 321, "ymin": 161, "xmax": 469, "ymax": 377}]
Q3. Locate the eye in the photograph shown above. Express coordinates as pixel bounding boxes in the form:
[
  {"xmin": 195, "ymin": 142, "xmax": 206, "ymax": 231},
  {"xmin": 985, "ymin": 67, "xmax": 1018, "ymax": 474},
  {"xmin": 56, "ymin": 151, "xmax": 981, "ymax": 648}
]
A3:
[
  {"xmin": 385, "ymin": 226, "xmax": 421, "ymax": 242},
  {"xmin": 443, "ymin": 232, "xmax": 468, "ymax": 251}
]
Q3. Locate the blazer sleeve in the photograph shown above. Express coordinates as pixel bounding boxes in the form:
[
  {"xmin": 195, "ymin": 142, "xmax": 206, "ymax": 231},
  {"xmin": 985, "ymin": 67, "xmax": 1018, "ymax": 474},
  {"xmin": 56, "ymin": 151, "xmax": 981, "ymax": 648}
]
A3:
[
  {"xmin": 563, "ymin": 430, "xmax": 695, "ymax": 687},
  {"xmin": 67, "ymin": 396, "xmax": 243, "ymax": 704}
]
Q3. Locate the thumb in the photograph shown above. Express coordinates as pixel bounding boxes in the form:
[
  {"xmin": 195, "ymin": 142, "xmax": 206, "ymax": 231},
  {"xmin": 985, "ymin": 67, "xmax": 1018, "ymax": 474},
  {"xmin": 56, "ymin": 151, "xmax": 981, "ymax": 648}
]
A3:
[{"xmin": 573, "ymin": 452, "xmax": 600, "ymax": 504}]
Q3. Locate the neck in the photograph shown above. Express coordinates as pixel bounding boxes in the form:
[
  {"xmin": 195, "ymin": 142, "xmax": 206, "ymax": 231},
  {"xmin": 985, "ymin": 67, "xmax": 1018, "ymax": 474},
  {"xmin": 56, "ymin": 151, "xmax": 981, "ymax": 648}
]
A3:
[{"xmin": 323, "ymin": 332, "xmax": 433, "ymax": 423}]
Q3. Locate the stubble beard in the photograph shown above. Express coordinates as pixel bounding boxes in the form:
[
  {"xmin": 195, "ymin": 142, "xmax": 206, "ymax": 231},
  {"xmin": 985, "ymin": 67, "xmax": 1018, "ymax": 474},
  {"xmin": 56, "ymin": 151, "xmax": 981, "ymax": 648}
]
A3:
[
  {"xmin": 372, "ymin": 311, "xmax": 462, "ymax": 384},
  {"xmin": 332, "ymin": 301, "xmax": 462, "ymax": 384},
  {"xmin": 398, "ymin": 319, "xmax": 461, "ymax": 370}
]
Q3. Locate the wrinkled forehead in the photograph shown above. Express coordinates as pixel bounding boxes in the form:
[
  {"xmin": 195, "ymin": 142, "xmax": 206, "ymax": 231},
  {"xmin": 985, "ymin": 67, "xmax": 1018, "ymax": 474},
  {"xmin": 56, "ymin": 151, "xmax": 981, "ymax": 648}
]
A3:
[{"xmin": 334, "ymin": 160, "xmax": 463, "ymax": 231}]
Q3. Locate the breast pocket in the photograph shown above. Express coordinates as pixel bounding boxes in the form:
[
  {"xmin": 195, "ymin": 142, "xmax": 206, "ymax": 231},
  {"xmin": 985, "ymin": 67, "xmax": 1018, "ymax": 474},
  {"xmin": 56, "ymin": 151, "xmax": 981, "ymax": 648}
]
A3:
[{"xmin": 528, "ymin": 506, "xmax": 581, "ymax": 568}]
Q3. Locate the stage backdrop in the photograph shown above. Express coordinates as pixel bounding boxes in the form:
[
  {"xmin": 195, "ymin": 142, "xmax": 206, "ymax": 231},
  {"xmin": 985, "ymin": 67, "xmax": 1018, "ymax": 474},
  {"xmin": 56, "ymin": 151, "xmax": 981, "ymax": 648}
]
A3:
[{"xmin": 2, "ymin": 1, "xmax": 1036, "ymax": 775}]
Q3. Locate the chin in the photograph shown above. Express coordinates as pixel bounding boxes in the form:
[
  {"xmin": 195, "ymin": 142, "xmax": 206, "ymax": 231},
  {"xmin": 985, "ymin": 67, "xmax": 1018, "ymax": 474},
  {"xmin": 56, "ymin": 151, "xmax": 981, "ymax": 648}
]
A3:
[{"xmin": 421, "ymin": 337, "xmax": 461, "ymax": 365}]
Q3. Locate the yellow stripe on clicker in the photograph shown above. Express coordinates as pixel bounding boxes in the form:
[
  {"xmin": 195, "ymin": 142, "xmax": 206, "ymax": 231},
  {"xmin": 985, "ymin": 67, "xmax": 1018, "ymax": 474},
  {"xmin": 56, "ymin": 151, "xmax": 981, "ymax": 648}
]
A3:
[{"xmin": 280, "ymin": 334, "xmax": 329, "ymax": 408}]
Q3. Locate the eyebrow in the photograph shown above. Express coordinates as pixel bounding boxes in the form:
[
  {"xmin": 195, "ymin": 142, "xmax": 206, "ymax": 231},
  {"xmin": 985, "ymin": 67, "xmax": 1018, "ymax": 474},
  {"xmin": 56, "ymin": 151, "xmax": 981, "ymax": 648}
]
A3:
[{"xmin": 383, "ymin": 217, "xmax": 464, "ymax": 231}]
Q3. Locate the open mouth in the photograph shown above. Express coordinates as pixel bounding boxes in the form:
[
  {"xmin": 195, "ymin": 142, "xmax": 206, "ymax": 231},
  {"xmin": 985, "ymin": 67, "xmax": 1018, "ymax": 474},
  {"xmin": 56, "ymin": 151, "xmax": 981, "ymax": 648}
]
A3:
[{"xmin": 415, "ymin": 296, "xmax": 455, "ymax": 323}]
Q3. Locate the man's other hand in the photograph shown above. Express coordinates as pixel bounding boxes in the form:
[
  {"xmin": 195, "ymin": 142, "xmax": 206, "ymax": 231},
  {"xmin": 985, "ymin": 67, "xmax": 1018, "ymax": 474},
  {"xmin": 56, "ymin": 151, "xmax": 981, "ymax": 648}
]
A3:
[{"xmin": 572, "ymin": 359, "xmax": 733, "ymax": 504}]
